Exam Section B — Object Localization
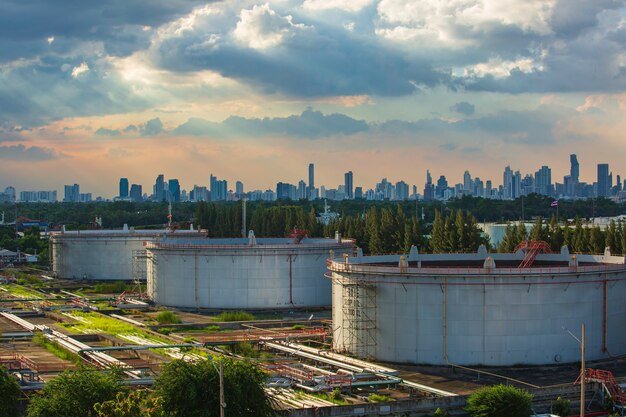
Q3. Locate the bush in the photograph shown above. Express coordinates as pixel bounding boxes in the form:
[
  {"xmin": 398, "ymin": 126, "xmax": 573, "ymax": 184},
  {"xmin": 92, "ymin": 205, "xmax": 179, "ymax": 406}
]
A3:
[
  {"xmin": 214, "ymin": 311, "xmax": 254, "ymax": 322},
  {"xmin": 552, "ymin": 396, "xmax": 571, "ymax": 417},
  {"xmin": 331, "ymin": 388, "xmax": 343, "ymax": 401},
  {"xmin": 465, "ymin": 385, "xmax": 533, "ymax": 417},
  {"xmin": 0, "ymin": 366, "xmax": 21, "ymax": 417},
  {"xmin": 369, "ymin": 393, "xmax": 393, "ymax": 402},
  {"xmin": 156, "ymin": 311, "xmax": 182, "ymax": 325}
]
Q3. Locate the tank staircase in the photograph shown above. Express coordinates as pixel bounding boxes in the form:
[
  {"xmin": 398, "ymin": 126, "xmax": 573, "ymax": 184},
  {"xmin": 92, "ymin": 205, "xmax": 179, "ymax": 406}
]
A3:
[
  {"xmin": 514, "ymin": 240, "xmax": 553, "ymax": 268},
  {"xmin": 576, "ymin": 368, "xmax": 626, "ymax": 409}
]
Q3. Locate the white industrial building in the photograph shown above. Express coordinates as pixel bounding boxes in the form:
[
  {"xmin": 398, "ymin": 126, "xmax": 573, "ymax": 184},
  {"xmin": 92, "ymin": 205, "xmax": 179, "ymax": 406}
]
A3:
[
  {"xmin": 329, "ymin": 245, "xmax": 626, "ymax": 366},
  {"xmin": 146, "ymin": 232, "xmax": 355, "ymax": 309},
  {"xmin": 50, "ymin": 225, "xmax": 205, "ymax": 281}
]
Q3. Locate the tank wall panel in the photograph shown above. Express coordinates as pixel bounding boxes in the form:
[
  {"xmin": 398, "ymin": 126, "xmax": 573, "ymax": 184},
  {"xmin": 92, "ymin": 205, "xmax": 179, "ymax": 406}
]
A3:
[
  {"xmin": 334, "ymin": 270, "xmax": 626, "ymax": 366},
  {"xmin": 149, "ymin": 246, "xmax": 352, "ymax": 309}
]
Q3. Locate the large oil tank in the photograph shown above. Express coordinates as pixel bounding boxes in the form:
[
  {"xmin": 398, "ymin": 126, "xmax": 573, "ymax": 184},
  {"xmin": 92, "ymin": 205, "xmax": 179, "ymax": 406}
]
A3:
[
  {"xmin": 50, "ymin": 226, "xmax": 205, "ymax": 281},
  {"xmin": 329, "ymin": 246, "xmax": 626, "ymax": 366},
  {"xmin": 147, "ymin": 233, "xmax": 355, "ymax": 309}
]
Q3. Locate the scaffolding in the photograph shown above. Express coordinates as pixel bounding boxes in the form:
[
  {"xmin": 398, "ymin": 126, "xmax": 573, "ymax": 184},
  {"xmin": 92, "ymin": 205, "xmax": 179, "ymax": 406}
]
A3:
[
  {"xmin": 131, "ymin": 249, "xmax": 149, "ymax": 298},
  {"xmin": 341, "ymin": 280, "xmax": 377, "ymax": 359}
]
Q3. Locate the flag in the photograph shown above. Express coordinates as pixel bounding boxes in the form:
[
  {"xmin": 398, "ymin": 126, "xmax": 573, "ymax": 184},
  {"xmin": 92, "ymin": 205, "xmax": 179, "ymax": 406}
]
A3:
[
  {"xmin": 551, "ymin": 200, "xmax": 559, "ymax": 207},
  {"xmin": 167, "ymin": 214, "xmax": 173, "ymax": 219}
]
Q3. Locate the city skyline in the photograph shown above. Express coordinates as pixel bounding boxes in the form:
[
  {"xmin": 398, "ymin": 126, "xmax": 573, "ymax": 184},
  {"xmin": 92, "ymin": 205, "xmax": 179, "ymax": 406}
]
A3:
[
  {"xmin": 1, "ymin": 2, "xmax": 626, "ymax": 197},
  {"xmin": 2, "ymin": 155, "xmax": 624, "ymax": 203}
]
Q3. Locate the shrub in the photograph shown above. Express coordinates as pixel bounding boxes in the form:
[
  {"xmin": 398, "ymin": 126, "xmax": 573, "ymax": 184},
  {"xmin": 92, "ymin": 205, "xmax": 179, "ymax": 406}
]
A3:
[
  {"xmin": 465, "ymin": 384, "xmax": 533, "ymax": 417},
  {"xmin": 156, "ymin": 311, "xmax": 182, "ymax": 325},
  {"xmin": 214, "ymin": 311, "xmax": 254, "ymax": 322},
  {"xmin": 0, "ymin": 366, "xmax": 21, "ymax": 417},
  {"xmin": 552, "ymin": 396, "xmax": 571, "ymax": 417}
]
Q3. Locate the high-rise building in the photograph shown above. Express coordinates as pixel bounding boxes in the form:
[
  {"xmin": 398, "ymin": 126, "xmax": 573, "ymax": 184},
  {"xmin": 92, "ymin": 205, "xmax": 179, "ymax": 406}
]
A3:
[
  {"xmin": 64, "ymin": 184, "xmax": 80, "ymax": 202},
  {"xmin": 308, "ymin": 163, "xmax": 315, "ymax": 199},
  {"xmin": 297, "ymin": 180, "xmax": 307, "ymax": 200},
  {"xmin": 424, "ymin": 170, "xmax": 434, "ymax": 201},
  {"xmin": 395, "ymin": 180, "xmax": 409, "ymax": 200},
  {"xmin": 534, "ymin": 165, "xmax": 552, "ymax": 196},
  {"xmin": 354, "ymin": 187, "xmax": 363, "ymax": 200},
  {"xmin": 235, "ymin": 181, "xmax": 244, "ymax": 197},
  {"xmin": 130, "ymin": 184, "xmax": 142, "ymax": 202},
  {"xmin": 344, "ymin": 171, "xmax": 353, "ymax": 199},
  {"xmin": 153, "ymin": 174, "xmax": 165, "ymax": 202},
  {"xmin": 503, "ymin": 166, "xmax": 513, "ymax": 199},
  {"xmin": 463, "ymin": 170, "xmax": 472, "ymax": 194},
  {"xmin": 168, "ymin": 179, "xmax": 180, "ymax": 203},
  {"xmin": 597, "ymin": 163, "xmax": 610, "ymax": 197},
  {"xmin": 119, "ymin": 178, "xmax": 129, "ymax": 198},
  {"xmin": 570, "ymin": 154, "xmax": 579, "ymax": 183}
]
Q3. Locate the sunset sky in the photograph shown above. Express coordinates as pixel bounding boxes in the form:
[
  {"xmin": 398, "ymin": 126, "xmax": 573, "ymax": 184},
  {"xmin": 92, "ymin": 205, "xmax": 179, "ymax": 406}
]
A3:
[{"xmin": 1, "ymin": 0, "xmax": 626, "ymax": 197}]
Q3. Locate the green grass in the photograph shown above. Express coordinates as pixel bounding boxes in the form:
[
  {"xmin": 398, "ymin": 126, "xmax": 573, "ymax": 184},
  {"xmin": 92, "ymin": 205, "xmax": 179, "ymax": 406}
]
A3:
[
  {"xmin": 33, "ymin": 333, "xmax": 82, "ymax": 364},
  {"xmin": 368, "ymin": 393, "xmax": 393, "ymax": 403},
  {"xmin": 296, "ymin": 390, "xmax": 349, "ymax": 406},
  {"xmin": 213, "ymin": 311, "xmax": 255, "ymax": 322},
  {"xmin": 59, "ymin": 312, "xmax": 168, "ymax": 344},
  {"xmin": 156, "ymin": 311, "xmax": 182, "ymax": 324},
  {"xmin": 0, "ymin": 284, "xmax": 46, "ymax": 299},
  {"xmin": 93, "ymin": 281, "xmax": 129, "ymax": 294}
]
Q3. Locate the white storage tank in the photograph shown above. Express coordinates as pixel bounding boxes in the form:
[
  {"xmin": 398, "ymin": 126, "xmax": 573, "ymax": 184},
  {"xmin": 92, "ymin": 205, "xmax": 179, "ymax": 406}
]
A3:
[
  {"xmin": 147, "ymin": 232, "xmax": 355, "ymax": 309},
  {"xmin": 329, "ymin": 245, "xmax": 626, "ymax": 366},
  {"xmin": 50, "ymin": 226, "xmax": 205, "ymax": 281}
]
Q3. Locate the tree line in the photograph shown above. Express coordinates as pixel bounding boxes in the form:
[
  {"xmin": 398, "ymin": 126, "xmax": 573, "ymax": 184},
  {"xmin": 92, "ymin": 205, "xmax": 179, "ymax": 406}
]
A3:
[
  {"xmin": 498, "ymin": 216, "xmax": 626, "ymax": 255},
  {"xmin": 1, "ymin": 358, "xmax": 275, "ymax": 417}
]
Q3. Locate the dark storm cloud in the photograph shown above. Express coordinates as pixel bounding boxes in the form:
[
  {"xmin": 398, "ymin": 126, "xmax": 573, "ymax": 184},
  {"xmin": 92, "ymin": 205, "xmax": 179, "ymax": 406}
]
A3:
[
  {"xmin": 0, "ymin": 0, "xmax": 207, "ymax": 62},
  {"xmin": 449, "ymin": 102, "xmax": 475, "ymax": 116},
  {"xmin": 0, "ymin": 144, "xmax": 59, "ymax": 160},
  {"xmin": 0, "ymin": 55, "xmax": 150, "ymax": 127},
  {"xmin": 153, "ymin": 10, "xmax": 445, "ymax": 97}
]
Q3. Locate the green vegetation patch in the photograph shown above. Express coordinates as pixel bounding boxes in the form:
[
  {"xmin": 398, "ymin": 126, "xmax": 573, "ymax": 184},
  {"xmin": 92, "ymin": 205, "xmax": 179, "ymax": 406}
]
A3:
[
  {"xmin": 33, "ymin": 333, "xmax": 82, "ymax": 364},
  {"xmin": 92, "ymin": 281, "xmax": 129, "ymax": 294},
  {"xmin": 0, "ymin": 284, "xmax": 46, "ymax": 299},
  {"xmin": 296, "ymin": 390, "xmax": 349, "ymax": 406},
  {"xmin": 368, "ymin": 393, "xmax": 393, "ymax": 403},
  {"xmin": 213, "ymin": 311, "xmax": 255, "ymax": 322},
  {"xmin": 156, "ymin": 310, "xmax": 182, "ymax": 324},
  {"xmin": 59, "ymin": 311, "xmax": 167, "ymax": 343}
]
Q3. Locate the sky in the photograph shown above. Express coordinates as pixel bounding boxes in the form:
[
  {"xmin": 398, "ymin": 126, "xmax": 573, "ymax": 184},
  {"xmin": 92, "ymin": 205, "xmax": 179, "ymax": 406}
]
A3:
[{"xmin": 1, "ymin": 0, "xmax": 626, "ymax": 198}]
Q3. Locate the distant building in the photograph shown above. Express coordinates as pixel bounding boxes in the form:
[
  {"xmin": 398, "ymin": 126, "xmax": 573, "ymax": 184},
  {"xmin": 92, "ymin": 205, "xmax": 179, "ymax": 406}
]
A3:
[
  {"xmin": 153, "ymin": 174, "xmax": 166, "ymax": 202},
  {"xmin": 64, "ymin": 184, "xmax": 80, "ymax": 202},
  {"xmin": 344, "ymin": 171, "xmax": 353, "ymax": 199},
  {"xmin": 308, "ymin": 163, "xmax": 315, "ymax": 199},
  {"xmin": 168, "ymin": 179, "xmax": 180, "ymax": 203},
  {"xmin": 598, "ymin": 163, "xmax": 610, "ymax": 197},
  {"xmin": 119, "ymin": 178, "xmax": 129, "ymax": 198},
  {"xmin": 19, "ymin": 190, "xmax": 57, "ymax": 203},
  {"xmin": 130, "ymin": 184, "xmax": 143, "ymax": 202}
]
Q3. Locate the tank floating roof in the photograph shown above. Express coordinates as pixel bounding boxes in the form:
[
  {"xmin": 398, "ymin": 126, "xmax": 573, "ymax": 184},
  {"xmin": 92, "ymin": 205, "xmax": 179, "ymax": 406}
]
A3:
[
  {"xmin": 52, "ymin": 224, "xmax": 205, "ymax": 236},
  {"xmin": 151, "ymin": 237, "xmax": 355, "ymax": 247}
]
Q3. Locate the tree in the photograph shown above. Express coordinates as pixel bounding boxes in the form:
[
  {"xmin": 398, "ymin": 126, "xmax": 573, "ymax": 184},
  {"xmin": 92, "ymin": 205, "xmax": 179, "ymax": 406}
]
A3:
[
  {"xmin": 94, "ymin": 392, "xmax": 147, "ymax": 417},
  {"xmin": 27, "ymin": 367, "xmax": 122, "ymax": 417},
  {"xmin": 154, "ymin": 358, "xmax": 275, "ymax": 417},
  {"xmin": 430, "ymin": 210, "xmax": 446, "ymax": 253},
  {"xmin": 0, "ymin": 366, "xmax": 21, "ymax": 417},
  {"xmin": 465, "ymin": 384, "xmax": 533, "ymax": 417}
]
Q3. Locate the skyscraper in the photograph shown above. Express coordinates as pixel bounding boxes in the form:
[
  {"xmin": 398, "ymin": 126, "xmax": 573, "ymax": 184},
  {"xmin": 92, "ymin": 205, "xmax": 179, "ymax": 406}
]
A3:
[
  {"xmin": 534, "ymin": 165, "xmax": 552, "ymax": 196},
  {"xmin": 168, "ymin": 179, "xmax": 180, "ymax": 203},
  {"xmin": 153, "ymin": 174, "xmax": 165, "ymax": 202},
  {"xmin": 344, "ymin": 171, "xmax": 353, "ymax": 199},
  {"xmin": 308, "ymin": 163, "xmax": 315, "ymax": 199},
  {"xmin": 130, "ymin": 184, "xmax": 142, "ymax": 202},
  {"xmin": 463, "ymin": 170, "xmax": 472, "ymax": 194},
  {"xmin": 236, "ymin": 181, "xmax": 244, "ymax": 197},
  {"xmin": 597, "ymin": 163, "xmax": 610, "ymax": 197},
  {"xmin": 570, "ymin": 154, "xmax": 579, "ymax": 183},
  {"xmin": 64, "ymin": 184, "xmax": 80, "ymax": 202},
  {"xmin": 119, "ymin": 178, "xmax": 129, "ymax": 198}
]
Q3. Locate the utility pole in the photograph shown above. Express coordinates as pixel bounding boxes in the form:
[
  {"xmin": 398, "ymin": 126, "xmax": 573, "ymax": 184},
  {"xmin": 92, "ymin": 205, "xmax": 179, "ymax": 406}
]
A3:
[
  {"xmin": 219, "ymin": 360, "xmax": 226, "ymax": 417},
  {"xmin": 580, "ymin": 323, "xmax": 585, "ymax": 417}
]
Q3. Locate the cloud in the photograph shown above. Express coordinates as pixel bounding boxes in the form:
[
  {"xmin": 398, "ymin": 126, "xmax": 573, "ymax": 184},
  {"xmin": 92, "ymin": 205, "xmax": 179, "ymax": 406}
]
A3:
[
  {"xmin": 449, "ymin": 101, "xmax": 476, "ymax": 115},
  {"xmin": 141, "ymin": 117, "xmax": 164, "ymax": 136},
  {"xmin": 0, "ymin": 144, "xmax": 60, "ymax": 160},
  {"xmin": 302, "ymin": 0, "xmax": 374, "ymax": 12},
  {"xmin": 95, "ymin": 127, "xmax": 121, "ymax": 137},
  {"xmin": 71, "ymin": 62, "xmax": 89, "ymax": 78},
  {"xmin": 233, "ymin": 3, "xmax": 309, "ymax": 49},
  {"xmin": 151, "ymin": 3, "xmax": 443, "ymax": 97},
  {"xmin": 173, "ymin": 109, "xmax": 369, "ymax": 138}
]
